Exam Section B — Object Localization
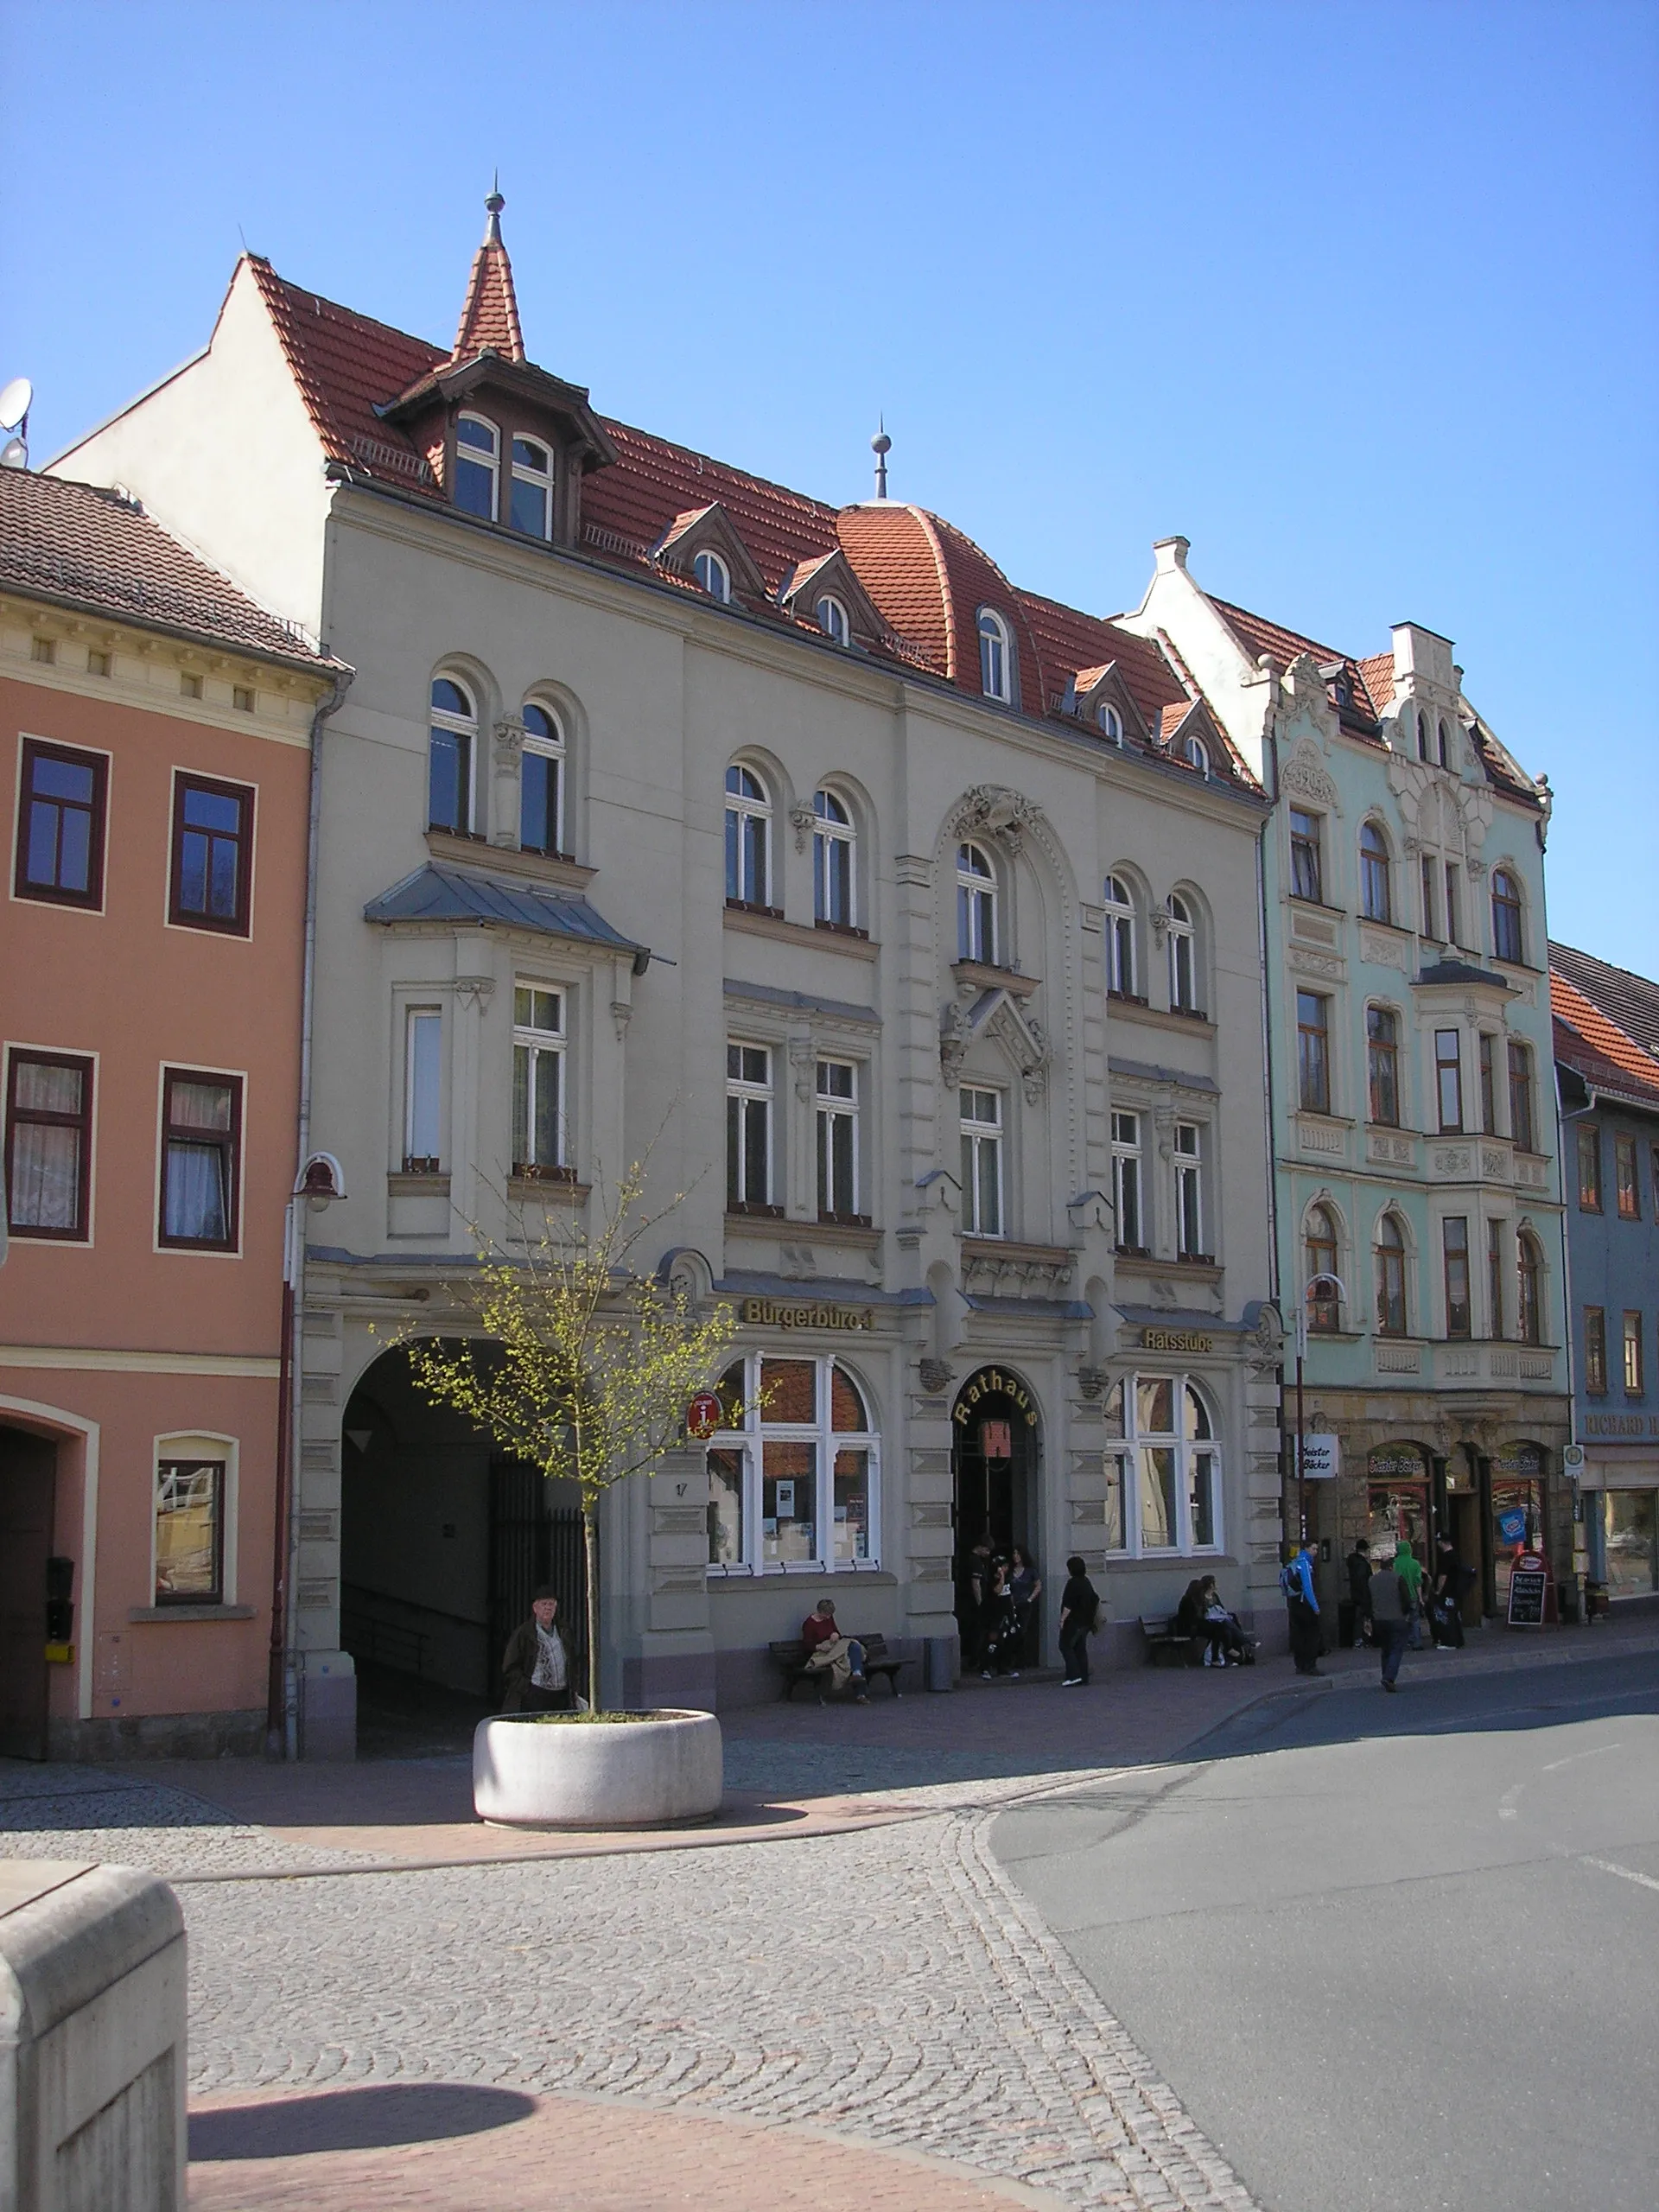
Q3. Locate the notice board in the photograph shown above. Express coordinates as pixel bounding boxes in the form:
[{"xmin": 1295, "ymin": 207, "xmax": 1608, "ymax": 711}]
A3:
[{"xmin": 1507, "ymin": 1554, "xmax": 1550, "ymax": 1627}]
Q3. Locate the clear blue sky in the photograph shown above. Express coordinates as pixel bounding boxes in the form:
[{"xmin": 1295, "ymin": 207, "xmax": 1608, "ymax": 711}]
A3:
[{"xmin": 4, "ymin": 1, "xmax": 1655, "ymax": 972}]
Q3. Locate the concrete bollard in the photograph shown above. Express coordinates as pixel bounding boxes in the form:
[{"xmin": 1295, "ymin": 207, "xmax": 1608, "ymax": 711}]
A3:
[{"xmin": 0, "ymin": 1860, "xmax": 187, "ymax": 2212}]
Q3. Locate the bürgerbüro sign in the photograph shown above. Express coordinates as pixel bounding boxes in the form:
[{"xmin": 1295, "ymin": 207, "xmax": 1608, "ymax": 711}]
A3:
[{"xmin": 740, "ymin": 1297, "xmax": 874, "ymax": 1331}]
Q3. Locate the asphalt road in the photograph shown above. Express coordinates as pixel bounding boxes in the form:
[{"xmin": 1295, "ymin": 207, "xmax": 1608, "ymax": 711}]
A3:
[{"xmin": 994, "ymin": 1650, "xmax": 1659, "ymax": 2212}]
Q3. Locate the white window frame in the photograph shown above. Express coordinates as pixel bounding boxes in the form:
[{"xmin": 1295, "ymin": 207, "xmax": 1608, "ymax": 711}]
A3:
[
  {"xmin": 957, "ymin": 841, "xmax": 998, "ymax": 964},
  {"xmin": 1359, "ymin": 821, "xmax": 1392, "ymax": 923},
  {"xmin": 454, "ymin": 412, "xmax": 499, "ymax": 521},
  {"xmin": 725, "ymin": 764, "xmax": 772, "ymax": 907},
  {"xmin": 695, "ymin": 549, "xmax": 731, "ymax": 603},
  {"xmin": 816, "ymin": 1058, "xmax": 860, "ymax": 1219},
  {"xmin": 1104, "ymin": 875, "xmax": 1137, "ymax": 997},
  {"xmin": 1103, "ymin": 1374, "xmax": 1223, "ymax": 1558},
  {"xmin": 812, "ymin": 788, "xmax": 856, "ymax": 928},
  {"xmin": 1167, "ymin": 895, "xmax": 1197, "ymax": 1012},
  {"xmin": 519, "ymin": 700, "xmax": 565, "ymax": 855},
  {"xmin": 727, "ymin": 1041, "xmax": 773, "ymax": 1209},
  {"xmin": 977, "ymin": 607, "xmax": 1012, "ymax": 702},
  {"xmin": 1185, "ymin": 735, "xmax": 1210, "ymax": 777},
  {"xmin": 815, "ymin": 594, "xmax": 850, "ymax": 645},
  {"xmin": 1099, "ymin": 701, "xmax": 1124, "ymax": 744},
  {"xmin": 1112, "ymin": 1109, "xmax": 1143, "ymax": 1250},
  {"xmin": 404, "ymin": 1006, "xmax": 443, "ymax": 1171},
  {"xmin": 960, "ymin": 1084, "xmax": 1004, "ymax": 1237},
  {"xmin": 512, "ymin": 981, "xmax": 567, "ymax": 1178},
  {"xmin": 1491, "ymin": 868, "xmax": 1525, "ymax": 964},
  {"xmin": 707, "ymin": 1351, "xmax": 881, "ymax": 1575},
  {"xmin": 429, "ymin": 676, "xmax": 477, "ymax": 836},
  {"xmin": 1289, "ymin": 808, "xmax": 1324, "ymax": 903},
  {"xmin": 508, "ymin": 434, "xmax": 554, "ymax": 541},
  {"xmin": 1174, "ymin": 1121, "xmax": 1204, "ymax": 1258}
]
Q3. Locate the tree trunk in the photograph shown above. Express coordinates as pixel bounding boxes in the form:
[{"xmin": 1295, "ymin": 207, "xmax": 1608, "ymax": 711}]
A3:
[{"xmin": 583, "ymin": 1501, "xmax": 601, "ymax": 1714}]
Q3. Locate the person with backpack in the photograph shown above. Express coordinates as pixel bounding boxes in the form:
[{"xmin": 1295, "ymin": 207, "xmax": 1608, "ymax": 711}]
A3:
[
  {"xmin": 1058, "ymin": 1554, "xmax": 1099, "ymax": 1686},
  {"xmin": 1280, "ymin": 1539, "xmax": 1323, "ymax": 1675}
]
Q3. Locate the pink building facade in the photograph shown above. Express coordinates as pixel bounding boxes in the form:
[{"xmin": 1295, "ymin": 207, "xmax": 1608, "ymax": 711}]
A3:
[{"xmin": 0, "ymin": 472, "xmax": 342, "ymax": 1757}]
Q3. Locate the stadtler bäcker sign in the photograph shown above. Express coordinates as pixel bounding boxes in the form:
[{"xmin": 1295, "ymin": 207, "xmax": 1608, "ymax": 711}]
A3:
[
  {"xmin": 1141, "ymin": 1328, "xmax": 1213, "ymax": 1353},
  {"xmin": 739, "ymin": 1297, "xmax": 874, "ymax": 1332},
  {"xmin": 1298, "ymin": 1433, "xmax": 1341, "ymax": 1482}
]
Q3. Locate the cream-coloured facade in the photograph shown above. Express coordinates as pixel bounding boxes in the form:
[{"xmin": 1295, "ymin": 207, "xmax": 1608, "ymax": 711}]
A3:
[{"xmin": 55, "ymin": 206, "xmax": 1285, "ymax": 1746}]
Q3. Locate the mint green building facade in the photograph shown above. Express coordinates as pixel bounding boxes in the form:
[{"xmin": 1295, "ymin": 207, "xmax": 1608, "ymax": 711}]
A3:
[{"xmin": 1127, "ymin": 545, "xmax": 1572, "ymax": 1621}]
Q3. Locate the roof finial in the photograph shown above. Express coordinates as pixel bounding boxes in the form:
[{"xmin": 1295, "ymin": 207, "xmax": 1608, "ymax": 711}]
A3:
[
  {"xmin": 485, "ymin": 174, "xmax": 505, "ymax": 246},
  {"xmin": 871, "ymin": 415, "xmax": 891, "ymax": 500}
]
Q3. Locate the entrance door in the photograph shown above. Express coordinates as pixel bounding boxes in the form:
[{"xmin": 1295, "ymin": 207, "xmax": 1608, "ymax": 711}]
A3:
[
  {"xmin": 0, "ymin": 1427, "xmax": 56, "ymax": 1760},
  {"xmin": 950, "ymin": 1367, "xmax": 1039, "ymax": 1649}
]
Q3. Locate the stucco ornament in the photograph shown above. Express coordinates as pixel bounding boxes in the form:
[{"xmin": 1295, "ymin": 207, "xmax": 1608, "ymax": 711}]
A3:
[
  {"xmin": 1456, "ymin": 782, "xmax": 1493, "ymax": 855},
  {"xmin": 952, "ymin": 785, "xmax": 1041, "ymax": 855},
  {"xmin": 940, "ymin": 988, "xmax": 1050, "ymax": 1101},
  {"xmin": 788, "ymin": 800, "xmax": 815, "ymax": 853},
  {"xmin": 1276, "ymin": 654, "xmax": 1340, "ymax": 747},
  {"xmin": 493, "ymin": 715, "xmax": 526, "ymax": 762},
  {"xmin": 1279, "ymin": 736, "xmax": 1341, "ymax": 815}
]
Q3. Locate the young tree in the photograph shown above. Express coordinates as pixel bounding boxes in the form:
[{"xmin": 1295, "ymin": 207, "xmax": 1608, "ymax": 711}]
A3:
[{"xmin": 397, "ymin": 1160, "xmax": 736, "ymax": 1714}]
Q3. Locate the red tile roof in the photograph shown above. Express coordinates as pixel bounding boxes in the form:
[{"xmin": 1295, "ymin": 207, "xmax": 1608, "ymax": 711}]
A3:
[
  {"xmin": 1550, "ymin": 969, "xmax": 1659, "ymax": 1109},
  {"xmin": 1016, "ymin": 590, "xmax": 1185, "ymax": 728},
  {"xmin": 452, "ymin": 221, "xmax": 524, "ymax": 363},
  {"xmin": 1357, "ymin": 652, "xmax": 1395, "ymax": 715},
  {"xmin": 1550, "ymin": 944, "xmax": 1659, "ymax": 1066},
  {"xmin": 0, "ymin": 468, "xmax": 340, "ymax": 672}
]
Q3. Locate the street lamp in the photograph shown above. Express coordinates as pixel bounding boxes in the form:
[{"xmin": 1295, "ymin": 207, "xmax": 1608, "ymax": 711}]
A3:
[{"xmin": 1294, "ymin": 1272, "xmax": 1346, "ymax": 1545}]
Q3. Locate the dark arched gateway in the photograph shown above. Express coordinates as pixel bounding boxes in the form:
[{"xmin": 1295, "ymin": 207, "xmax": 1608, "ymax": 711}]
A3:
[{"xmin": 950, "ymin": 1365, "xmax": 1041, "ymax": 1660}]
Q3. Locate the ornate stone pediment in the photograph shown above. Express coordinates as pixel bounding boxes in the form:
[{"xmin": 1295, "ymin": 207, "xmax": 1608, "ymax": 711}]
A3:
[
  {"xmin": 1280, "ymin": 736, "xmax": 1340, "ymax": 814},
  {"xmin": 941, "ymin": 986, "xmax": 1051, "ymax": 1102},
  {"xmin": 950, "ymin": 785, "xmax": 1042, "ymax": 855}
]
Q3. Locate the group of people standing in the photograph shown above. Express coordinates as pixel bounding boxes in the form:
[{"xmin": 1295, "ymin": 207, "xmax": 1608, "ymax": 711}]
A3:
[
  {"xmin": 960, "ymin": 1540, "xmax": 1044, "ymax": 1678},
  {"xmin": 1281, "ymin": 1531, "xmax": 1476, "ymax": 1690}
]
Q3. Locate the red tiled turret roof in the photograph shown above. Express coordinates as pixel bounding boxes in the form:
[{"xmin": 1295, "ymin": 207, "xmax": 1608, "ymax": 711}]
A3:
[{"xmin": 451, "ymin": 191, "xmax": 525, "ymax": 363}]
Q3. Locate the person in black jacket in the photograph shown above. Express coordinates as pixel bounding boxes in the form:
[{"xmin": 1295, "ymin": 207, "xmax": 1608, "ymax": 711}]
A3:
[
  {"xmin": 1344, "ymin": 1537, "xmax": 1374, "ymax": 1644},
  {"xmin": 1058, "ymin": 1554, "xmax": 1099, "ymax": 1686},
  {"xmin": 1432, "ymin": 1536, "xmax": 1467, "ymax": 1649}
]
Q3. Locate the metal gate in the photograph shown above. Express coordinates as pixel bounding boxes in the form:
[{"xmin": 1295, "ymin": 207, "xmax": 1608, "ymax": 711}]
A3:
[{"xmin": 487, "ymin": 1458, "xmax": 588, "ymax": 1697}]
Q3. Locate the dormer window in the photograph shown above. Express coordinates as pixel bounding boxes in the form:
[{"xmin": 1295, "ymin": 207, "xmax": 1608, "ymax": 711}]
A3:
[
  {"xmin": 509, "ymin": 436, "xmax": 554, "ymax": 539},
  {"xmin": 1184, "ymin": 736, "xmax": 1210, "ymax": 777},
  {"xmin": 1099, "ymin": 702, "xmax": 1123, "ymax": 744},
  {"xmin": 454, "ymin": 414, "xmax": 499, "ymax": 520},
  {"xmin": 695, "ymin": 550, "xmax": 732, "ymax": 603},
  {"xmin": 977, "ymin": 608, "xmax": 1013, "ymax": 703},
  {"xmin": 815, "ymin": 594, "xmax": 850, "ymax": 646}
]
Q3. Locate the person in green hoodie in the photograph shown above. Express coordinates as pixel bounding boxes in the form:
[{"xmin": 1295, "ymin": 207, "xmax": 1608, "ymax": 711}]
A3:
[{"xmin": 1394, "ymin": 1536, "xmax": 1426, "ymax": 1648}]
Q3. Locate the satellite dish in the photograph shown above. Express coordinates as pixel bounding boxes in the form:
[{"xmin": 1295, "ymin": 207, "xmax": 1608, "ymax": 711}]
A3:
[
  {"xmin": 0, "ymin": 378, "xmax": 31, "ymax": 433},
  {"xmin": 0, "ymin": 439, "xmax": 27, "ymax": 471}
]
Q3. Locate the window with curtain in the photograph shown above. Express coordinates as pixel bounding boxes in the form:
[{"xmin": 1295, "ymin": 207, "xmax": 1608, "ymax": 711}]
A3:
[
  {"xmin": 159, "ymin": 1069, "xmax": 241, "ymax": 1250},
  {"xmin": 1289, "ymin": 810, "xmax": 1323, "ymax": 903},
  {"xmin": 1585, "ymin": 1306, "xmax": 1607, "ymax": 1393},
  {"xmin": 706, "ymin": 1354, "xmax": 880, "ymax": 1572},
  {"xmin": 1102, "ymin": 1376, "xmax": 1221, "ymax": 1556},
  {"xmin": 1359, "ymin": 822, "xmax": 1392, "ymax": 922},
  {"xmin": 4, "ymin": 1051, "xmax": 92, "ymax": 1240}
]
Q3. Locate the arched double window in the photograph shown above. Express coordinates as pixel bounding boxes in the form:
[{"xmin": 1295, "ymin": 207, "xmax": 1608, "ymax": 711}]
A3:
[
  {"xmin": 1167, "ymin": 894, "xmax": 1198, "ymax": 1012},
  {"xmin": 957, "ymin": 842, "xmax": 998, "ymax": 963},
  {"xmin": 454, "ymin": 414, "xmax": 499, "ymax": 520},
  {"xmin": 815, "ymin": 594, "xmax": 850, "ymax": 646},
  {"xmin": 977, "ymin": 608, "xmax": 1013, "ymax": 703},
  {"xmin": 519, "ymin": 701, "xmax": 565, "ymax": 855},
  {"xmin": 1306, "ymin": 1205, "xmax": 1341, "ymax": 1332},
  {"xmin": 1491, "ymin": 868, "xmax": 1525, "ymax": 964},
  {"xmin": 429, "ymin": 676, "xmax": 476, "ymax": 834},
  {"xmin": 509, "ymin": 435, "xmax": 554, "ymax": 540},
  {"xmin": 1360, "ymin": 821, "xmax": 1393, "ymax": 923},
  {"xmin": 695, "ymin": 549, "xmax": 732, "ymax": 603},
  {"xmin": 707, "ymin": 1354, "xmax": 880, "ymax": 1573},
  {"xmin": 1517, "ymin": 1231, "xmax": 1544, "ymax": 1345},
  {"xmin": 1103, "ymin": 1376, "xmax": 1222, "ymax": 1554},
  {"xmin": 1098, "ymin": 702, "xmax": 1124, "ymax": 745},
  {"xmin": 1376, "ymin": 1213, "xmax": 1408, "ymax": 1338},
  {"xmin": 1104, "ymin": 874, "xmax": 1138, "ymax": 997},
  {"xmin": 725, "ymin": 765, "xmax": 772, "ymax": 906},
  {"xmin": 812, "ymin": 787, "xmax": 856, "ymax": 928}
]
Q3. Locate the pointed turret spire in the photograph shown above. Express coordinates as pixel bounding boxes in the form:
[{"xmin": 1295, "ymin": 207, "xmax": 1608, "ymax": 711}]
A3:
[{"xmin": 452, "ymin": 180, "xmax": 525, "ymax": 364}]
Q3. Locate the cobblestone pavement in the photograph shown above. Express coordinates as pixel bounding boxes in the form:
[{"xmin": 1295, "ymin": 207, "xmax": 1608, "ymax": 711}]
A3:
[{"xmin": 0, "ymin": 1761, "xmax": 378, "ymax": 1877}]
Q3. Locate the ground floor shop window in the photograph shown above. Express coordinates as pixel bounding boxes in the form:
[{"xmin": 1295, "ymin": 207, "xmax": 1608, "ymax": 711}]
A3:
[
  {"xmin": 1103, "ymin": 1374, "xmax": 1221, "ymax": 1556},
  {"xmin": 1491, "ymin": 1476, "xmax": 1544, "ymax": 1610},
  {"xmin": 1603, "ymin": 1491, "xmax": 1657, "ymax": 1599},
  {"xmin": 707, "ymin": 1353, "xmax": 879, "ymax": 1573}
]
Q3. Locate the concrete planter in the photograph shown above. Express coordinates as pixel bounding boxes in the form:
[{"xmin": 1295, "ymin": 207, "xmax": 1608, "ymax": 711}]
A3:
[{"xmin": 473, "ymin": 1709, "xmax": 722, "ymax": 1829}]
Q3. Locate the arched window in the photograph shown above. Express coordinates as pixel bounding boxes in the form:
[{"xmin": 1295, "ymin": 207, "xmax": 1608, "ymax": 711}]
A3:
[
  {"xmin": 1417, "ymin": 710, "xmax": 1430, "ymax": 763},
  {"xmin": 1185, "ymin": 735, "xmax": 1210, "ymax": 777},
  {"xmin": 509, "ymin": 435, "xmax": 554, "ymax": 540},
  {"xmin": 1360, "ymin": 821, "xmax": 1392, "ymax": 923},
  {"xmin": 454, "ymin": 414, "xmax": 499, "ymax": 520},
  {"xmin": 724, "ymin": 764, "xmax": 771, "ymax": 906},
  {"xmin": 812, "ymin": 787, "xmax": 856, "ymax": 928},
  {"xmin": 977, "ymin": 608, "xmax": 1012, "ymax": 703},
  {"xmin": 1104, "ymin": 874, "xmax": 1137, "ymax": 997},
  {"xmin": 815, "ymin": 594, "xmax": 850, "ymax": 646},
  {"xmin": 1099, "ymin": 702, "xmax": 1123, "ymax": 745},
  {"xmin": 1167, "ymin": 894, "xmax": 1198, "ymax": 1012},
  {"xmin": 707, "ymin": 1352, "xmax": 881, "ymax": 1572},
  {"xmin": 695, "ymin": 549, "xmax": 731, "ymax": 603},
  {"xmin": 1367, "ymin": 1005, "xmax": 1401, "ymax": 1126},
  {"xmin": 1437, "ymin": 718, "xmax": 1450, "ymax": 769},
  {"xmin": 1517, "ymin": 1232, "xmax": 1543, "ymax": 1345},
  {"xmin": 957, "ymin": 841, "xmax": 998, "ymax": 963},
  {"xmin": 1376, "ymin": 1213, "xmax": 1408, "ymax": 1338},
  {"xmin": 1306, "ymin": 1205, "xmax": 1340, "ymax": 1332},
  {"xmin": 1491, "ymin": 868, "xmax": 1524, "ymax": 963},
  {"xmin": 429, "ymin": 676, "xmax": 476, "ymax": 834},
  {"xmin": 519, "ymin": 701, "xmax": 564, "ymax": 855},
  {"xmin": 1103, "ymin": 1374, "xmax": 1222, "ymax": 1554}
]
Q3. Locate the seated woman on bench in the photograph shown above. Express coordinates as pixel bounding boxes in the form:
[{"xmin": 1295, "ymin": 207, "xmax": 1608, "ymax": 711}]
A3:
[
  {"xmin": 1176, "ymin": 1576, "xmax": 1249, "ymax": 1667},
  {"xmin": 801, "ymin": 1599, "xmax": 868, "ymax": 1701}
]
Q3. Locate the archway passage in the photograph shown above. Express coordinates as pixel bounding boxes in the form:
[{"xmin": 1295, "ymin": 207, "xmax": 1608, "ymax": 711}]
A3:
[
  {"xmin": 1, "ymin": 1425, "xmax": 57, "ymax": 1759},
  {"xmin": 950, "ymin": 1366, "xmax": 1041, "ymax": 1662},
  {"xmin": 340, "ymin": 1343, "xmax": 585, "ymax": 1752}
]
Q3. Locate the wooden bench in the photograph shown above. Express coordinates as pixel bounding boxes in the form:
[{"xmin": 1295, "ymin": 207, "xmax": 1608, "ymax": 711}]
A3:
[
  {"xmin": 1139, "ymin": 1615, "xmax": 1202, "ymax": 1668},
  {"xmin": 770, "ymin": 1633, "xmax": 906, "ymax": 1702}
]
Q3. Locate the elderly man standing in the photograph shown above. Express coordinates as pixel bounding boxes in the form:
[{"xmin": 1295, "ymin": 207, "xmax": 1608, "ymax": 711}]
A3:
[{"xmin": 501, "ymin": 1586, "xmax": 579, "ymax": 1713}]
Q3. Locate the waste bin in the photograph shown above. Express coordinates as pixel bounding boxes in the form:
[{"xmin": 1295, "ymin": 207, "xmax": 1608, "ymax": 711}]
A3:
[{"xmin": 924, "ymin": 1635, "xmax": 954, "ymax": 1692}]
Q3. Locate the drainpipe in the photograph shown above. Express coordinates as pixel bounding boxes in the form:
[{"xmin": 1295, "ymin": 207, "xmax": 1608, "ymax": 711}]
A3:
[
  {"xmin": 1555, "ymin": 1071, "xmax": 1596, "ymax": 1609},
  {"xmin": 269, "ymin": 664, "xmax": 353, "ymax": 1761},
  {"xmin": 1257, "ymin": 715, "xmax": 1287, "ymax": 1552}
]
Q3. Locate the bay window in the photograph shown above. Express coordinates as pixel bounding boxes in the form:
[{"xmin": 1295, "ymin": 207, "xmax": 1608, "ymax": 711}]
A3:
[{"xmin": 512, "ymin": 983, "xmax": 566, "ymax": 1178}]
